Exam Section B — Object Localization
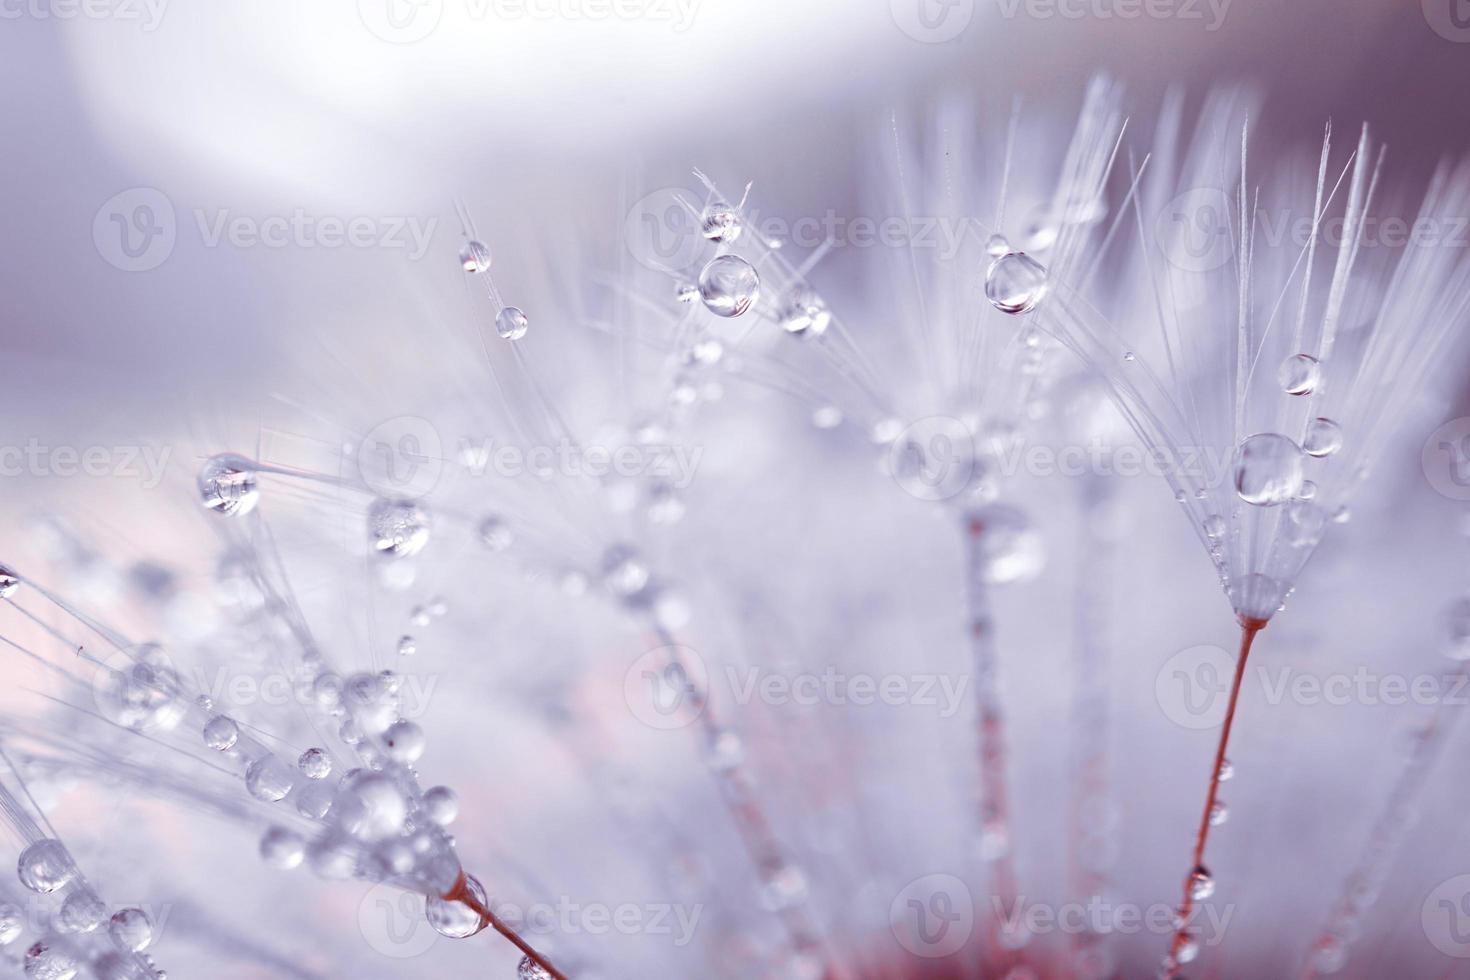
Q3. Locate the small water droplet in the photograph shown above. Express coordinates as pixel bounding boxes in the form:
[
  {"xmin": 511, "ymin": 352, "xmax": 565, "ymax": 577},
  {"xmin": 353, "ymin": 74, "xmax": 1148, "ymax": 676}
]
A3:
[
  {"xmin": 700, "ymin": 201, "xmax": 742, "ymax": 243},
  {"xmin": 1278, "ymin": 353, "xmax": 1320, "ymax": 395},
  {"xmin": 383, "ymin": 720, "xmax": 426, "ymax": 764},
  {"xmin": 0, "ymin": 566, "xmax": 19, "ymax": 599},
  {"xmin": 259, "ymin": 826, "xmax": 305, "ymax": 869},
  {"xmin": 1208, "ymin": 801, "xmax": 1229, "ymax": 826},
  {"xmin": 198, "ymin": 454, "xmax": 260, "ymax": 517},
  {"xmin": 1302, "ymin": 417, "xmax": 1343, "ymax": 457},
  {"xmin": 777, "ymin": 286, "xmax": 831, "ymax": 336},
  {"xmin": 23, "ymin": 942, "xmax": 77, "ymax": 980},
  {"xmin": 1122, "ymin": 351, "xmax": 1136, "ymax": 362},
  {"xmin": 1233, "ymin": 433, "xmax": 1304, "ymax": 506},
  {"xmin": 423, "ymin": 785, "xmax": 459, "ymax": 825},
  {"xmin": 517, "ymin": 957, "xmax": 554, "ymax": 980},
  {"xmin": 676, "ymin": 282, "xmax": 699, "ymax": 304},
  {"xmin": 298, "ymin": 748, "xmax": 332, "ymax": 779},
  {"xmin": 1203, "ymin": 515, "xmax": 1226, "ymax": 539},
  {"xmin": 1218, "ymin": 758, "xmax": 1234, "ymax": 781},
  {"xmin": 1188, "ymin": 865, "xmax": 1214, "ymax": 900},
  {"xmin": 985, "ymin": 251, "xmax": 1047, "ymax": 314},
  {"xmin": 969, "ymin": 505, "xmax": 1046, "ymax": 585},
  {"xmin": 495, "ymin": 306, "xmax": 529, "ymax": 341},
  {"xmin": 698, "ymin": 255, "xmax": 760, "ymax": 317},
  {"xmin": 477, "ymin": 515, "xmax": 513, "ymax": 552},
  {"xmin": 458, "ymin": 239, "xmax": 491, "ymax": 274},
  {"xmin": 203, "ymin": 715, "xmax": 239, "ymax": 751},
  {"xmin": 985, "ymin": 233, "xmax": 1010, "ymax": 257},
  {"xmin": 369, "ymin": 499, "xmax": 431, "ymax": 558}
]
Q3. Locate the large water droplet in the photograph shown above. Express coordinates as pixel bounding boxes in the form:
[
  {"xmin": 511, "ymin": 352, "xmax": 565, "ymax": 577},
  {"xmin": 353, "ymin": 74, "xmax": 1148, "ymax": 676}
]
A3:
[
  {"xmin": 698, "ymin": 255, "xmax": 760, "ymax": 317},
  {"xmin": 495, "ymin": 306, "xmax": 529, "ymax": 341},
  {"xmin": 23, "ymin": 942, "xmax": 77, "ymax": 980},
  {"xmin": 1233, "ymin": 433, "xmax": 1304, "ymax": 506},
  {"xmin": 16, "ymin": 840, "xmax": 74, "ymax": 894},
  {"xmin": 985, "ymin": 251, "xmax": 1047, "ymax": 314},
  {"xmin": 108, "ymin": 908, "xmax": 154, "ymax": 952},
  {"xmin": 198, "ymin": 454, "xmax": 260, "ymax": 517},
  {"xmin": 369, "ymin": 499, "xmax": 431, "ymax": 558},
  {"xmin": 1303, "ymin": 417, "xmax": 1343, "ymax": 458},
  {"xmin": 427, "ymin": 874, "xmax": 489, "ymax": 938},
  {"xmin": 245, "ymin": 755, "xmax": 297, "ymax": 802},
  {"xmin": 1278, "ymin": 353, "xmax": 1320, "ymax": 395}
]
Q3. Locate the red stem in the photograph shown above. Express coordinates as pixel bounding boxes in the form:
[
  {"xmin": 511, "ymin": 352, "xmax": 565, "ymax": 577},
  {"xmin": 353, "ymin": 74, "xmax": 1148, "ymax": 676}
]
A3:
[
  {"xmin": 1168, "ymin": 619, "xmax": 1264, "ymax": 969},
  {"xmin": 445, "ymin": 872, "xmax": 569, "ymax": 980}
]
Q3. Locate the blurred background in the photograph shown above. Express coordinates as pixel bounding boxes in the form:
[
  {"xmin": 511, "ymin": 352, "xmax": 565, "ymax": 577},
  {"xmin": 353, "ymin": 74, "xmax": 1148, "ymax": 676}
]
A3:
[{"xmin": 2, "ymin": 1, "xmax": 1470, "ymax": 978}]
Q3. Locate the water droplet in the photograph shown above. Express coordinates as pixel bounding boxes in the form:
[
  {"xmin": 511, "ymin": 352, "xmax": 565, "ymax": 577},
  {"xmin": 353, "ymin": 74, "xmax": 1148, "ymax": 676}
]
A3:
[
  {"xmin": 383, "ymin": 720, "xmax": 426, "ymax": 764},
  {"xmin": 1278, "ymin": 353, "xmax": 1320, "ymax": 395},
  {"xmin": 397, "ymin": 636, "xmax": 417, "ymax": 658},
  {"xmin": 601, "ymin": 544, "xmax": 649, "ymax": 597},
  {"xmin": 1302, "ymin": 417, "xmax": 1343, "ymax": 458},
  {"xmin": 1203, "ymin": 515, "xmax": 1226, "ymax": 539},
  {"xmin": 0, "ymin": 904, "xmax": 19, "ymax": 945},
  {"xmin": 1122, "ymin": 351, "xmax": 1136, "ymax": 362},
  {"xmin": 1188, "ymin": 865, "xmax": 1215, "ymax": 900},
  {"xmin": 295, "ymin": 782, "xmax": 334, "ymax": 820},
  {"xmin": 1445, "ymin": 598, "xmax": 1470, "ymax": 659},
  {"xmin": 1298, "ymin": 480, "xmax": 1317, "ymax": 500},
  {"xmin": 423, "ymin": 786, "xmax": 459, "ymax": 825},
  {"xmin": 427, "ymin": 874, "xmax": 488, "ymax": 938},
  {"xmin": 198, "ymin": 454, "xmax": 260, "ymax": 517},
  {"xmin": 690, "ymin": 338, "xmax": 724, "ymax": 365},
  {"xmin": 1175, "ymin": 930, "xmax": 1200, "ymax": 963},
  {"xmin": 458, "ymin": 240, "xmax": 491, "ymax": 274},
  {"xmin": 495, "ymin": 306, "xmax": 529, "ymax": 341},
  {"xmin": 1217, "ymin": 758, "xmax": 1234, "ymax": 782},
  {"xmin": 337, "ymin": 773, "xmax": 408, "ymax": 841},
  {"xmin": 985, "ymin": 251, "xmax": 1047, "ymax": 314},
  {"xmin": 700, "ymin": 201, "xmax": 742, "ymax": 243},
  {"xmin": 16, "ymin": 840, "xmax": 74, "ymax": 894},
  {"xmin": 698, "ymin": 255, "xmax": 760, "ymax": 317},
  {"xmin": 969, "ymin": 505, "xmax": 1045, "ymax": 585},
  {"xmin": 760, "ymin": 864, "xmax": 809, "ymax": 911},
  {"xmin": 369, "ymin": 499, "xmax": 431, "ymax": 558},
  {"xmin": 298, "ymin": 748, "xmax": 332, "ymax": 779},
  {"xmin": 23, "ymin": 942, "xmax": 77, "ymax": 980},
  {"xmin": 517, "ymin": 956, "xmax": 554, "ymax": 980},
  {"xmin": 777, "ymin": 286, "xmax": 831, "ymax": 336},
  {"xmin": 477, "ymin": 515, "xmax": 513, "ymax": 552},
  {"xmin": 0, "ymin": 566, "xmax": 19, "ymax": 599},
  {"xmin": 246, "ymin": 755, "xmax": 296, "ymax": 802},
  {"xmin": 259, "ymin": 826, "xmax": 305, "ymax": 869},
  {"xmin": 985, "ymin": 233, "xmax": 1010, "ymax": 257},
  {"xmin": 1285, "ymin": 500, "xmax": 1327, "ymax": 548},
  {"xmin": 1233, "ymin": 433, "xmax": 1304, "ymax": 506},
  {"xmin": 203, "ymin": 715, "xmax": 239, "ymax": 751},
  {"xmin": 56, "ymin": 889, "xmax": 105, "ymax": 934},
  {"xmin": 1208, "ymin": 801, "xmax": 1229, "ymax": 826},
  {"xmin": 812, "ymin": 406, "xmax": 842, "ymax": 430},
  {"xmin": 108, "ymin": 908, "xmax": 153, "ymax": 952},
  {"xmin": 676, "ymin": 282, "xmax": 699, "ymax": 304},
  {"xmin": 1174, "ymin": 490, "xmax": 1187, "ymax": 503},
  {"xmin": 1331, "ymin": 505, "xmax": 1351, "ymax": 524},
  {"xmin": 871, "ymin": 418, "xmax": 904, "ymax": 444}
]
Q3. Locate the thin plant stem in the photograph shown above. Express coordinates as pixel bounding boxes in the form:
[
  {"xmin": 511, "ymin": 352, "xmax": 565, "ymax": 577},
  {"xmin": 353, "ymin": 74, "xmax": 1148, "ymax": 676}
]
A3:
[
  {"xmin": 1167, "ymin": 618, "xmax": 1265, "ymax": 973},
  {"xmin": 964, "ymin": 513, "xmax": 1025, "ymax": 972},
  {"xmin": 445, "ymin": 871, "xmax": 569, "ymax": 980}
]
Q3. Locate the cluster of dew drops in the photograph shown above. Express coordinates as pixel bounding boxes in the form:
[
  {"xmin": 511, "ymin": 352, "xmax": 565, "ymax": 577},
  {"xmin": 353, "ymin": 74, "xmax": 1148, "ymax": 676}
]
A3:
[{"xmin": 2, "ymin": 836, "xmax": 161, "ymax": 980}]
